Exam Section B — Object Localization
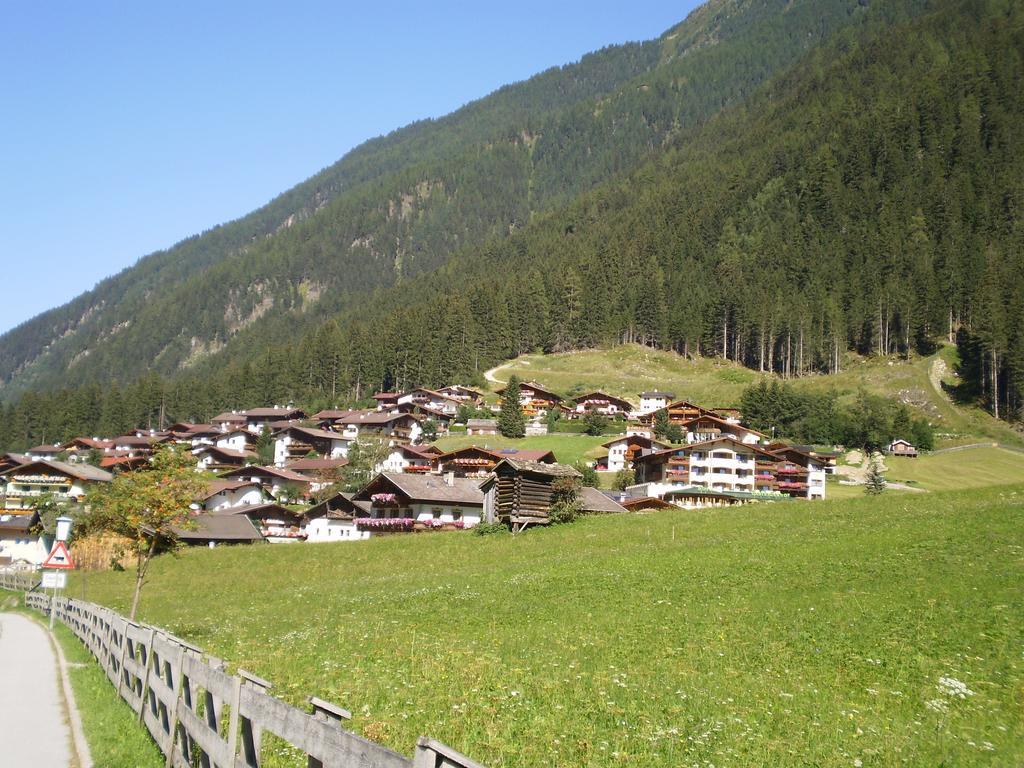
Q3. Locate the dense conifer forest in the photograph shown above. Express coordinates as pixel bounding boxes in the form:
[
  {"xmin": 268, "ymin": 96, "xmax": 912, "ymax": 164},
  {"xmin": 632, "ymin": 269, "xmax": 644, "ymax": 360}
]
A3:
[{"xmin": 0, "ymin": 0, "xmax": 1021, "ymax": 449}]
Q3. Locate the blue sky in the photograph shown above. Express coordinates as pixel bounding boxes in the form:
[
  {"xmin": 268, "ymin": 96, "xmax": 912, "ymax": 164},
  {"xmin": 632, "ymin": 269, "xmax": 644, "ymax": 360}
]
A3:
[{"xmin": 0, "ymin": 2, "xmax": 699, "ymax": 334}]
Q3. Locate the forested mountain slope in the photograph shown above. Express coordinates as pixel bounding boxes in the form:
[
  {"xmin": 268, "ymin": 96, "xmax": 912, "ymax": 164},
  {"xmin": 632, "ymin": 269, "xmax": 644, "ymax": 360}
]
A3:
[
  {"xmin": 0, "ymin": 0, "xmax": 896, "ymax": 398},
  {"xmin": 1, "ymin": 0, "xmax": 1020, "ymax": 450}
]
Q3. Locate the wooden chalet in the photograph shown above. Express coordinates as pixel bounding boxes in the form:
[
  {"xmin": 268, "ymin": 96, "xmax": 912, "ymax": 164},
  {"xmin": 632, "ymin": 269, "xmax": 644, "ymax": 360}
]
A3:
[
  {"xmin": 495, "ymin": 381, "xmax": 562, "ymax": 416},
  {"xmin": 435, "ymin": 446, "xmax": 556, "ymax": 478},
  {"xmin": 99, "ymin": 455, "xmax": 152, "ymax": 473},
  {"xmin": 650, "ymin": 399, "xmax": 715, "ymax": 425},
  {"xmin": 887, "ymin": 439, "xmax": 919, "ymax": 458},
  {"xmin": 302, "ymin": 492, "xmax": 371, "ymax": 542},
  {"xmin": 437, "ymin": 385, "xmax": 484, "ymax": 405},
  {"xmin": 0, "ymin": 459, "xmax": 112, "ymax": 512},
  {"xmin": 193, "ymin": 445, "xmax": 257, "ymax": 472},
  {"xmin": 331, "ymin": 411, "xmax": 422, "ymax": 444},
  {"xmin": 571, "ymin": 391, "xmax": 634, "ymax": 417},
  {"xmin": 398, "ymin": 388, "xmax": 462, "ymax": 415},
  {"xmin": 479, "ymin": 459, "xmax": 581, "ymax": 532},
  {"xmin": 466, "ymin": 419, "xmax": 498, "ymax": 435},
  {"xmin": 679, "ymin": 414, "xmax": 763, "ymax": 445},
  {"xmin": 598, "ymin": 434, "xmax": 671, "ymax": 472},
  {"xmin": 352, "ymin": 472, "xmax": 485, "ymax": 532},
  {"xmin": 272, "ymin": 426, "xmax": 350, "ymax": 464}
]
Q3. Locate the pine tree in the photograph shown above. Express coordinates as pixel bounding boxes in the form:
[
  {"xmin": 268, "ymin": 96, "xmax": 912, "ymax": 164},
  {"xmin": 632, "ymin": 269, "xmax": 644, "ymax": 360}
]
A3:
[
  {"xmin": 498, "ymin": 375, "xmax": 526, "ymax": 438},
  {"xmin": 864, "ymin": 455, "xmax": 886, "ymax": 496}
]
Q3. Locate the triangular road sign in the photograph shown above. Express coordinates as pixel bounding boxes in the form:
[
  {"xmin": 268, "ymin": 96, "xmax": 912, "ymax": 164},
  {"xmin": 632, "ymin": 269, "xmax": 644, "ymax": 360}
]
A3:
[{"xmin": 42, "ymin": 541, "xmax": 75, "ymax": 570}]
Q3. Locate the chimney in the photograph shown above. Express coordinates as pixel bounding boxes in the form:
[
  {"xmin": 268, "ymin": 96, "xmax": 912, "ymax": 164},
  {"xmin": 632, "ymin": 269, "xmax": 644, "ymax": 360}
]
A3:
[{"xmin": 444, "ymin": 471, "xmax": 454, "ymax": 487}]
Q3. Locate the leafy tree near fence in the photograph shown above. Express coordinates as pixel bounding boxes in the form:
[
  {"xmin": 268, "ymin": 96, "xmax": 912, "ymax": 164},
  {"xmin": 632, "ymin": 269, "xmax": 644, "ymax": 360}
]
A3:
[{"xmin": 80, "ymin": 445, "xmax": 206, "ymax": 620}]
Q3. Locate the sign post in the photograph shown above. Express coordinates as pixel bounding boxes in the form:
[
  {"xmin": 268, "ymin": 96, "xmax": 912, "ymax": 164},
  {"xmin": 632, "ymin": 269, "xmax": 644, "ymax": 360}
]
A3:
[{"xmin": 43, "ymin": 517, "xmax": 75, "ymax": 630}]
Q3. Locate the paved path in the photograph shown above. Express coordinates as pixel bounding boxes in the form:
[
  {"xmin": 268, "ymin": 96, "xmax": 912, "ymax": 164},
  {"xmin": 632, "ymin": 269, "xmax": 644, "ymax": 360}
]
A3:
[{"xmin": 0, "ymin": 612, "xmax": 75, "ymax": 767}]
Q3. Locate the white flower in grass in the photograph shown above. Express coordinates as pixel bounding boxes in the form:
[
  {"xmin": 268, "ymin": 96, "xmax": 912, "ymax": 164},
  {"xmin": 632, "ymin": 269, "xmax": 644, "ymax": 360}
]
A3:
[{"xmin": 938, "ymin": 676, "xmax": 974, "ymax": 699}]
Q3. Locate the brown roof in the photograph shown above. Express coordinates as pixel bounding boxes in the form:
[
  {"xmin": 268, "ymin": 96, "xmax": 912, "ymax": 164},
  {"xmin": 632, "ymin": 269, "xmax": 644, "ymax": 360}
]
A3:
[
  {"xmin": 635, "ymin": 436, "xmax": 778, "ymax": 464},
  {"xmin": 578, "ymin": 487, "xmax": 628, "ymax": 514},
  {"xmin": 284, "ymin": 457, "xmax": 349, "ymax": 472},
  {"xmin": 273, "ymin": 426, "xmax": 347, "ymax": 441},
  {"xmin": 200, "ymin": 479, "xmax": 262, "ymax": 500},
  {"xmin": 496, "ymin": 381, "xmax": 561, "ymax": 401},
  {"xmin": 355, "ymin": 473, "xmax": 484, "ymax": 506},
  {"xmin": 0, "ymin": 459, "xmax": 113, "ymax": 483},
  {"xmin": 491, "ymin": 458, "xmax": 580, "ymax": 478},
  {"xmin": 437, "ymin": 446, "xmax": 556, "ymax": 464},
  {"xmin": 27, "ymin": 444, "xmax": 63, "ymax": 454},
  {"xmin": 333, "ymin": 411, "xmax": 419, "ymax": 426},
  {"xmin": 303, "ymin": 492, "xmax": 371, "ymax": 520},
  {"xmin": 175, "ymin": 514, "xmax": 264, "ymax": 543},
  {"xmin": 195, "ymin": 446, "xmax": 258, "ymax": 460},
  {"xmin": 217, "ymin": 465, "xmax": 311, "ymax": 484},
  {"xmin": 573, "ymin": 391, "xmax": 635, "ymax": 409}
]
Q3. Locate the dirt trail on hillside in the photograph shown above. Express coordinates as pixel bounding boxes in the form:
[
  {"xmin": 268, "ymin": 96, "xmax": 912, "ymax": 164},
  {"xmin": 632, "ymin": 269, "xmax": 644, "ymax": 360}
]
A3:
[{"xmin": 484, "ymin": 359, "xmax": 526, "ymax": 385}]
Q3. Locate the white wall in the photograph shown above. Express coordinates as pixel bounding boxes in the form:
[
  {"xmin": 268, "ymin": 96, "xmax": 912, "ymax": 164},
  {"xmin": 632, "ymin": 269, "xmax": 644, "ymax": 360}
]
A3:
[{"xmin": 304, "ymin": 518, "xmax": 370, "ymax": 542}]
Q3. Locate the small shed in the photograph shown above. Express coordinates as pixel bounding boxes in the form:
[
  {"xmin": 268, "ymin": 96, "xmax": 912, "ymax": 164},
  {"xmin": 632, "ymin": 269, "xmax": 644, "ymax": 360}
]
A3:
[
  {"xmin": 466, "ymin": 419, "xmax": 498, "ymax": 436},
  {"xmin": 887, "ymin": 439, "xmax": 918, "ymax": 458},
  {"xmin": 479, "ymin": 459, "xmax": 581, "ymax": 531}
]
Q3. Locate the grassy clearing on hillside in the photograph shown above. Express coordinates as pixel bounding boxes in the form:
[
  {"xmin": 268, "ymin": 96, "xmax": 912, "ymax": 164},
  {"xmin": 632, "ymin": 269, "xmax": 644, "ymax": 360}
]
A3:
[
  {"xmin": 884, "ymin": 448, "xmax": 1024, "ymax": 492},
  {"xmin": 70, "ymin": 486, "xmax": 1024, "ymax": 767},
  {"xmin": 490, "ymin": 344, "xmax": 1024, "ymax": 448},
  {"xmin": 433, "ymin": 433, "xmax": 609, "ymax": 467}
]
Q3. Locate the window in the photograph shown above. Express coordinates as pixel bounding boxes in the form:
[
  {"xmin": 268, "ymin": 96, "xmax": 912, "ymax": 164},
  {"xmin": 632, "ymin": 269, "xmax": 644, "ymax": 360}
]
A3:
[
  {"xmin": 452, "ymin": 510, "xmax": 462, "ymax": 521},
  {"xmin": 432, "ymin": 508, "xmax": 443, "ymax": 520}
]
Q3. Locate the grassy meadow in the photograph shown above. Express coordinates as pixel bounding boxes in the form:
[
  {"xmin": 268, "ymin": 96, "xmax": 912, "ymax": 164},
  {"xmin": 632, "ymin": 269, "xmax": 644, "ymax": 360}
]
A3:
[
  {"xmin": 883, "ymin": 447, "xmax": 1024, "ymax": 492},
  {"xmin": 487, "ymin": 344, "xmax": 1024, "ymax": 448},
  {"xmin": 66, "ymin": 485, "xmax": 1024, "ymax": 767}
]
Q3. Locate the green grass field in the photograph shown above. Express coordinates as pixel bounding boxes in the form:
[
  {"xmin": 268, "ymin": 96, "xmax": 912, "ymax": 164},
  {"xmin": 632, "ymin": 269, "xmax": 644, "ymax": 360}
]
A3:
[
  {"xmin": 67, "ymin": 485, "xmax": 1024, "ymax": 767},
  {"xmin": 884, "ymin": 447, "xmax": 1024, "ymax": 492}
]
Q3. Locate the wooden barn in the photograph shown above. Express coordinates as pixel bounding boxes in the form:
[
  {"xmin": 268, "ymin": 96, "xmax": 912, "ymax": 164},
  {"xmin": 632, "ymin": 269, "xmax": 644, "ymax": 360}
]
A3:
[{"xmin": 480, "ymin": 458, "xmax": 581, "ymax": 532}]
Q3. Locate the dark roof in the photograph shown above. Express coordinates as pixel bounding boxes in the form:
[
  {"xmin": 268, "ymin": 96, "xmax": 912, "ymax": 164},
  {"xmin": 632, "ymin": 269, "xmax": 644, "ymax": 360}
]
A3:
[
  {"xmin": 492, "ymin": 458, "xmax": 580, "ymax": 478},
  {"xmin": 273, "ymin": 425, "xmax": 347, "ymax": 441},
  {"xmin": 635, "ymin": 436, "xmax": 779, "ymax": 464},
  {"xmin": 496, "ymin": 381, "xmax": 561, "ymax": 401},
  {"xmin": 195, "ymin": 446, "xmax": 257, "ymax": 460},
  {"xmin": 466, "ymin": 419, "xmax": 497, "ymax": 428},
  {"xmin": 212, "ymin": 502, "xmax": 302, "ymax": 522},
  {"xmin": 355, "ymin": 473, "xmax": 484, "ymax": 506},
  {"xmin": 27, "ymin": 444, "xmax": 63, "ymax": 454},
  {"xmin": 175, "ymin": 514, "xmax": 264, "ymax": 543},
  {"xmin": 572, "ymin": 391, "xmax": 635, "ymax": 408},
  {"xmin": 640, "ymin": 391, "xmax": 675, "ymax": 398},
  {"xmin": 285, "ymin": 457, "xmax": 349, "ymax": 472},
  {"xmin": 0, "ymin": 512, "xmax": 37, "ymax": 534},
  {"xmin": 578, "ymin": 487, "xmax": 628, "ymax": 514},
  {"xmin": 304, "ymin": 492, "xmax": 371, "ymax": 520},
  {"xmin": 334, "ymin": 411, "xmax": 419, "ymax": 426},
  {"xmin": 600, "ymin": 435, "xmax": 671, "ymax": 450},
  {"xmin": 217, "ymin": 465, "xmax": 310, "ymax": 483}
]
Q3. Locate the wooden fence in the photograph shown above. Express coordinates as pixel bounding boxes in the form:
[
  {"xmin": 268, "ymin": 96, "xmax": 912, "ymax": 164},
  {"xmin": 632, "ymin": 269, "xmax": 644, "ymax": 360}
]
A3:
[
  {"xmin": 0, "ymin": 570, "xmax": 39, "ymax": 592},
  {"xmin": 21, "ymin": 592, "xmax": 485, "ymax": 768}
]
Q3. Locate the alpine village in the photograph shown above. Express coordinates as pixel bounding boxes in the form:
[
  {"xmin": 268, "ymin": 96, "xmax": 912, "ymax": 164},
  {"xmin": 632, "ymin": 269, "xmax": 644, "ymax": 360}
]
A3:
[{"xmin": 1, "ymin": 1, "xmax": 1023, "ymax": 767}]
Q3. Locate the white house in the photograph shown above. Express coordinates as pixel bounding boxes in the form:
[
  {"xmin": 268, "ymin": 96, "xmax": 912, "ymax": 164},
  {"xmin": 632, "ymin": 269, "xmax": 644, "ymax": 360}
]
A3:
[
  {"xmin": 216, "ymin": 465, "xmax": 312, "ymax": 502},
  {"xmin": 375, "ymin": 444, "xmax": 440, "ymax": 474},
  {"xmin": 397, "ymin": 388, "xmax": 462, "ymax": 415},
  {"xmin": 199, "ymin": 480, "xmax": 266, "ymax": 511},
  {"xmin": 215, "ymin": 429, "xmax": 253, "ymax": 453},
  {"xmin": 302, "ymin": 492, "xmax": 372, "ymax": 543},
  {"xmin": 272, "ymin": 426, "xmax": 351, "ymax": 466},
  {"xmin": 599, "ymin": 435, "xmax": 671, "ymax": 473},
  {"xmin": 351, "ymin": 472, "xmax": 484, "ymax": 534},
  {"xmin": 0, "ymin": 512, "xmax": 46, "ymax": 567},
  {"xmin": 331, "ymin": 412, "xmax": 423, "ymax": 446},
  {"xmin": 680, "ymin": 414, "xmax": 764, "ymax": 445},
  {"xmin": 571, "ymin": 391, "xmax": 634, "ymax": 417},
  {"xmin": 0, "ymin": 459, "xmax": 112, "ymax": 513},
  {"xmin": 637, "ymin": 391, "xmax": 675, "ymax": 416}
]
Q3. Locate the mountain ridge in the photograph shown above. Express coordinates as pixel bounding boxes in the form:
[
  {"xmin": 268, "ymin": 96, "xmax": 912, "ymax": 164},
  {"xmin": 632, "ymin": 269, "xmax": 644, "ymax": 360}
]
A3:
[{"xmin": 0, "ymin": 0, "xmax": 878, "ymax": 399}]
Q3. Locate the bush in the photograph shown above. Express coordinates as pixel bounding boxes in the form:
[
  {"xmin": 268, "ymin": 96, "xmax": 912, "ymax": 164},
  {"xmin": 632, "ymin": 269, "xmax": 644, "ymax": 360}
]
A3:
[{"xmin": 473, "ymin": 521, "xmax": 509, "ymax": 536}]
